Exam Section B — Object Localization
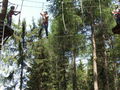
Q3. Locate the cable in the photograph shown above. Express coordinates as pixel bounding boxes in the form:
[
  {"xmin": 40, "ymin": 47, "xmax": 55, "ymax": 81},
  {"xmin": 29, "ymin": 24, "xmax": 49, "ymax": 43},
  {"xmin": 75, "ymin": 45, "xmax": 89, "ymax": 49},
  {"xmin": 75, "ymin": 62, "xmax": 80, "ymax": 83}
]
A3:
[
  {"xmin": 18, "ymin": 0, "xmax": 24, "ymax": 25},
  {"xmin": 8, "ymin": 1, "xmax": 17, "ymax": 5},
  {"xmin": 7, "ymin": 1, "xmax": 45, "ymax": 8},
  {"xmin": 40, "ymin": 2, "xmax": 44, "ymax": 13},
  {"xmin": 22, "ymin": 0, "xmax": 44, "ymax": 4},
  {"xmin": 37, "ymin": 32, "xmax": 117, "ymax": 38},
  {"xmin": 7, "ymin": 2, "xmax": 103, "ymax": 9},
  {"xmin": 11, "ymin": 4, "xmax": 44, "ymax": 9}
]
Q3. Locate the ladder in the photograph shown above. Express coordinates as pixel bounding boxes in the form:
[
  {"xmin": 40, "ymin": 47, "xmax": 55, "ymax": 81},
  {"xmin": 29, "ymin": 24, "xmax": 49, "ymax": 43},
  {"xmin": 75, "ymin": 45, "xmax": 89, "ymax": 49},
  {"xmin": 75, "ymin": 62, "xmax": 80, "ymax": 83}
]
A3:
[{"xmin": 0, "ymin": 21, "xmax": 5, "ymax": 50}]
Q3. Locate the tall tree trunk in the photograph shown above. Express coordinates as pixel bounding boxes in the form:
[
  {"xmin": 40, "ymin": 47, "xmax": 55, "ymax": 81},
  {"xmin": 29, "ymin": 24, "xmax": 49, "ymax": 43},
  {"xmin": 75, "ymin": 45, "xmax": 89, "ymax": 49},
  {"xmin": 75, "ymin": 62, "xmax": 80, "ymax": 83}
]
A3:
[
  {"xmin": 63, "ymin": 63, "xmax": 67, "ymax": 90},
  {"xmin": 19, "ymin": 41, "xmax": 24, "ymax": 90},
  {"xmin": 72, "ymin": 50, "xmax": 78, "ymax": 90},
  {"xmin": 57, "ymin": 46, "xmax": 67, "ymax": 90},
  {"xmin": 56, "ymin": 58, "xmax": 60, "ymax": 90},
  {"xmin": 0, "ymin": 0, "xmax": 8, "ymax": 20},
  {"xmin": 103, "ymin": 46, "xmax": 109, "ymax": 90},
  {"xmin": 96, "ymin": 31, "xmax": 110, "ymax": 90},
  {"xmin": 92, "ymin": 26, "xmax": 99, "ymax": 90},
  {"xmin": 20, "ymin": 58, "xmax": 24, "ymax": 90},
  {"xmin": 114, "ymin": 62, "xmax": 118, "ymax": 90},
  {"xmin": 110, "ymin": 36, "xmax": 118, "ymax": 90},
  {"xmin": 62, "ymin": 47, "xmax": 67, "ymax": 90},
  {"xmin": 20, "ymin": 21, "xmax": 26, "ymax": 90}
]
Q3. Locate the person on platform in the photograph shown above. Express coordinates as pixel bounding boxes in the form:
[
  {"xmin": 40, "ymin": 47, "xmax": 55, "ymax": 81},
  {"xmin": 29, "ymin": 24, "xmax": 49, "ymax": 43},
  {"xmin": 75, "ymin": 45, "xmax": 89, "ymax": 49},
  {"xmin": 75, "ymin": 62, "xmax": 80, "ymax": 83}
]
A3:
[{"xmin": 7, "ymin": 6, "xmax": 20, "ymax": 26}]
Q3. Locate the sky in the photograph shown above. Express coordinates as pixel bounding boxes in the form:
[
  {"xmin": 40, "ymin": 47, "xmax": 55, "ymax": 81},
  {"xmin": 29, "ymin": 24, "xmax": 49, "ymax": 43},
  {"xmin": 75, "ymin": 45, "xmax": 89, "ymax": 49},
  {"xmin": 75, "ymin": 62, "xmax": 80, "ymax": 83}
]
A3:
[{"xmin": 7, "ymin": 0, "xmax": 50, "ymax": 25}]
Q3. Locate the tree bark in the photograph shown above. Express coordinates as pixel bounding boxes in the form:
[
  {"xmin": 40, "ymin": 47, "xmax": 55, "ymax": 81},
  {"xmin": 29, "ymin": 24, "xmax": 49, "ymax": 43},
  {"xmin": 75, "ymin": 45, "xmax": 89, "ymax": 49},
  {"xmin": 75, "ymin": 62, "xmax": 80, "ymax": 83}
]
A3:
[
  {"xmin": 72, "ymin": 50, "xmax": 78, "ymax": 90},
  {"xmin": 114, "ymin": 62, "xmax": 118, "ymax": 90},
  {"xmin": 0, "ymin": 0, "xmax": 8, "ymax": 20},
  {"xmin": 20, "ymin": 58, "xmax": 24, "ymax": 90},
  {"xmin": 104, "ymin": 46, "xmax": 110, "ymax": 90},
  {"xmin": 62, "ymin": 47, "xmax": 67, "ymax": 90},
  {"xmin": 20, "ymin": 22, "xmax": 26, "ymax": 90},
  {"xmin": 96, "ymin": 31, "xmax": 110, "ymax": 90},
  {"xmin": 92, "ymin": 26, "xmax": 99, "ymax": 90}
]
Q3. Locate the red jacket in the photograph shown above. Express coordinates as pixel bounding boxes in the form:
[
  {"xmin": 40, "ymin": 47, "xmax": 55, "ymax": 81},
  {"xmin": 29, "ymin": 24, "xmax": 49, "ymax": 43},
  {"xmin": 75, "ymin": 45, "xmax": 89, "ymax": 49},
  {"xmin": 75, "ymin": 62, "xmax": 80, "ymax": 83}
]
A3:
[
  {"xmin": 7, "ymin": 10, "xmax": 14, "ymax": 17},
  {"xmin": 113, "ymin": 11, "xmax": 120, "ymax": 17}
]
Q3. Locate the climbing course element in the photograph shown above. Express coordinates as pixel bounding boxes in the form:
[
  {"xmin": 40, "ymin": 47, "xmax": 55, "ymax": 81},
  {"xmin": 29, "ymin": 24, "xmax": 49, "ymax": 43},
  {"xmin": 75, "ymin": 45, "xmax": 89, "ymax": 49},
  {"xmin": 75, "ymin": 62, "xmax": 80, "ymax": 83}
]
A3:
[
  {"xmin": 61, "ymin": 1, "xmax": 67, "ymax": 34},
  {"xmin": 0, "ymin": 21, "xmax": 14, "ymax": 49}
]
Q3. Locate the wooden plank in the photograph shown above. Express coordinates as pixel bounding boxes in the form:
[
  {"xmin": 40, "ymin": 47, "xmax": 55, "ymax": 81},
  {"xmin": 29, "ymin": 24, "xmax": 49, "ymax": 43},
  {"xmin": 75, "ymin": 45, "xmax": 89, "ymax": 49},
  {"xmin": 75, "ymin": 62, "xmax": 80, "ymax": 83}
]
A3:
[
  {"xmin": 5, "ymin": 25, "xmax": 14, "ymax": 36},
  {"xmin": 0, "ymin": 25, "xmax": 14, "ymax": 38}
]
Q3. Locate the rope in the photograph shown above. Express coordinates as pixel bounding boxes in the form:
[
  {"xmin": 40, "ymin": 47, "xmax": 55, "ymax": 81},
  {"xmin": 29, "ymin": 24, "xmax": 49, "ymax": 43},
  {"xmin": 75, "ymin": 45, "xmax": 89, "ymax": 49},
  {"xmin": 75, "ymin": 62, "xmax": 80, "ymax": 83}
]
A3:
[
  {"xmin": 8, "ymin": 1, "xmax": 17, "ymax": 6},
  {"xmin": 17, "ymin": 4, "xmax": 43, "ymax": 9},
  {"xmin": 36, "ymin": 32, "xmax": 116, "ymax": 39},
  {"xmin": 7, "ymin": 1, "xmax": 45, "ymax": 8},
  {"xmin": 23, "ymin": 0, "xmax": 44, "ymax": 3},
  {"xmin": 61, "ymin": 1, "xmax": 67, "ymax": 33},
  {"xmin": 18, "ymin": 0, "xmax": 24, "ymax": 25},
  {"xmin": 98, "ymin": 0, "xmax": 102, "ymax": 20},
  {"xmin": 41, "ymin": 2, "xmax": 44, "ymax": 11},
  {"xmin": 80, "ymin": 0, "xmax": 85, "ymax": 27}
]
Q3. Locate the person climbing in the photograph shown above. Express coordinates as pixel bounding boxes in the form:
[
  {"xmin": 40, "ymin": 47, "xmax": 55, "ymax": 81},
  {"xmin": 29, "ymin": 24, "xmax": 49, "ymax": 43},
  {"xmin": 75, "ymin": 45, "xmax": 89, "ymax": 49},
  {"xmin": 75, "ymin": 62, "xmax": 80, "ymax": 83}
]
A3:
[
  {"xmin": 39, "ymin": 11, "xmax": 49, "ymax": 38},
  {"xmin": 7, "ymin": 6, "xmax": 21, "ymax": 26},
  {"xmin": 112, "ymin": 5, "xmax": 120, "ymax": 34},
  {"xmin": 112, "ymin": 6, "xmax": 120, "ymax": 25}
]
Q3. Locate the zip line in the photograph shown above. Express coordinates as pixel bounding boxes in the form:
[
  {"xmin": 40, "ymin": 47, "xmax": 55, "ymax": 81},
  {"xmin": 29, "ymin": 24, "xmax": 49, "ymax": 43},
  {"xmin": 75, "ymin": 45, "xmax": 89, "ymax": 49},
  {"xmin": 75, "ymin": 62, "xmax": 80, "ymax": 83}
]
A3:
[{"xmin": 23, "ymin": 0, "xmax": 44, "ymax": 4}]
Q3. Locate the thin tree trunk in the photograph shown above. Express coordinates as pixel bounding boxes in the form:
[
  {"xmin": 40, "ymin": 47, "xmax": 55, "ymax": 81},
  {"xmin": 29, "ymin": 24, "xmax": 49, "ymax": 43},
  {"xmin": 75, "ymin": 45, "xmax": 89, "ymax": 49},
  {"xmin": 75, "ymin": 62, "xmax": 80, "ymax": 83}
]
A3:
[
  {"xmin": 72, "ymin": 50, "xmax": 78, "ymax": 90},
  {"xmin": 19, "ymin": 41, "xmax": 24, "ymax": 90},
  {"xmin": 20, "ymin": 21, "xmax": 26, "ymax": 90},
  {"xmin": 114, "ymin": 62, "xmax": 118, "ymax": 90},
  {"xmin": 57, "ymin": 57, "xmax": 61, "ymax": 90},
  {"xmin": 63, "ymin": 64, "xmax": 67, "ymax": 90},
  {"xmin": 110, "ymin": 35, "xmax": 118, "ymax": 90},
  {"xmin": 104, "ymin": 48, "xmax": 109, "ymax": 90},
  {"xmin": 55, "ymin": 57, "xmax": 60, "ymax": 90},
  {"xmin": 20, "ymin": 59, "xmax": 23, "ymax": 90},
  {"xmin": 62, "ymin": 48, "xmax": 67, "ymax": 90},
  {"xmin": 92, "ymin": 26, "xmax": 99, "ymax": 90}
]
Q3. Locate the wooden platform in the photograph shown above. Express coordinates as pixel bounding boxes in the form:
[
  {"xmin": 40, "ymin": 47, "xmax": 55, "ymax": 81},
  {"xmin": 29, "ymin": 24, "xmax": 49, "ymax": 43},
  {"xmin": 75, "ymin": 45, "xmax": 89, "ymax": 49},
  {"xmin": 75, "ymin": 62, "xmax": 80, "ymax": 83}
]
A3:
[
  {"xmin": 0, "ymin": 25, "xmax": 14, "ymax": 39},
  {"xmin": 112, "ymin": 24, "xmax": 120, "ymax": 34},
  {"xmin": 4, "ymin": 25, "xmax": 14, "ymax": 38}
]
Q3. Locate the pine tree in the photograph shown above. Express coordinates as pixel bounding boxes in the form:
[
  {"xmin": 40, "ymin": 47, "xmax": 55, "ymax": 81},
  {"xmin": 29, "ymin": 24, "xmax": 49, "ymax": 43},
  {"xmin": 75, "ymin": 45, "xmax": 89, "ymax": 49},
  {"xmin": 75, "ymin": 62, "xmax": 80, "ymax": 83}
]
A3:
[
  {"xmin": 26, "ymin": 19, "xmax": 53, "ymax": 90},
  {"xmin": 80, "ymin": 0, "xmax": 114, "ymax": 90}
]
